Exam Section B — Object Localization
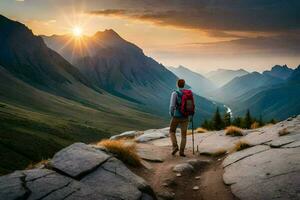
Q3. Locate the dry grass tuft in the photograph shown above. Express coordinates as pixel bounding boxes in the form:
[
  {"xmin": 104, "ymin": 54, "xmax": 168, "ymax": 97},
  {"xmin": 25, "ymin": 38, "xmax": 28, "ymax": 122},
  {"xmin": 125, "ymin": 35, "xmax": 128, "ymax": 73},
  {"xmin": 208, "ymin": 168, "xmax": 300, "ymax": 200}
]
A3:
[
  {"xmin": 234, "ymin": 140, "xmax": 252, "ymax": 152},
  {"xmin": 200, "ymin": 148, "xmax": 227, "ymax": 157},
  {"xmin": 251, "ymin": 122, "xmax": 260, "ymax": 129},
  {"xmin": 225, "ymin": 126, "xmax": 243, "ymax": 136},
  {"xmin": 278, "ymin": 128, "xmax": 290, "ymax": 136},
  {"xmin": 98, "ymin": 139, "xmax": 141, "ymax": 167},
  {"xmin": 196, "ymin": 127, "xmax": 208, "ymax": 133},
  {"xmin": 26, "ymin": 159, "xmax": 50, "ymax": 170},
  {"xmin": 187, "ymin": 128, "xmax": 208, "ymax": 135}
]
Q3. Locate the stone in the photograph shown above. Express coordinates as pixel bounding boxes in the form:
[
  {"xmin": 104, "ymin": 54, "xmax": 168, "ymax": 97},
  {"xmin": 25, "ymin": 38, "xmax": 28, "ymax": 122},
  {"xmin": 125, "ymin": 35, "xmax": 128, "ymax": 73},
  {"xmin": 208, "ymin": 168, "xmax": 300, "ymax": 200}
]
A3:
[
  {"xmin": 269, "ymin": 136, "xmax": 296, "ymax": 148},
  {"xmin": 25, "ymin": 170, "xmax": 73, "ymax": 200},
  {"xmin": 135, "ymin": 128, "xmax": 171, "ymax": 143},
  {"xmin": 173, "ymin": 163, "xmax": 194, "ymax": 174},
  {"xmin": 223, "ymin": 148, "xmax": 300, "ymax": 200},
  {"xmin": 195, "ymin": 176, "xmax": 201, "ymax": 180},
  {"xmin": 192, "ymin": 186, "xmax": 199, "ymax": 190},
  {"xmin": 176, "ymin": 173, "xmax": 182, "ymax": 177},
  {"xmin": 110, "ymin": 131, "xmax": 140, "ymax": 140},
  {"xmin": 137, "ymin": 148, "xmax": 164, "ymax": 163},
  {"xmin": 50, "ymin": 143, "xmax": 110, "ymax": 178},
  {"xmin": 282, "ymin": 140, "xmax": 300, "ymax": 148},
  {"xmin": 222, "ymin": 145, "xmax": 270, "ymax": 167},
  {"xmin": 0, "ymin": 171, "xmax": 28, "ymax": 200}
]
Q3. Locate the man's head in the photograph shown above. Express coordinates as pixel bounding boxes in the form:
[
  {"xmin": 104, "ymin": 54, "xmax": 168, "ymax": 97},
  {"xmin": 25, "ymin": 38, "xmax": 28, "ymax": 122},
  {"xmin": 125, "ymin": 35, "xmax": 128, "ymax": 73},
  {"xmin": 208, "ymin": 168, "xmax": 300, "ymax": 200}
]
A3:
[{"xmin": 177, "ymin": 79, "xmax": 185, "ymax": 88}]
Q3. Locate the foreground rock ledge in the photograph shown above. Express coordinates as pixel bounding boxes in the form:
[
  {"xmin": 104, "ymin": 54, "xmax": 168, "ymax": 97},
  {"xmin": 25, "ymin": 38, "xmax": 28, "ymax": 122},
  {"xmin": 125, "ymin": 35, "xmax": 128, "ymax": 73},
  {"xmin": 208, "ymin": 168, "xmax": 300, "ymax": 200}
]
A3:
[{"xmin": 0, "ymin": 143, "xmax": 156, "ymax": 200}]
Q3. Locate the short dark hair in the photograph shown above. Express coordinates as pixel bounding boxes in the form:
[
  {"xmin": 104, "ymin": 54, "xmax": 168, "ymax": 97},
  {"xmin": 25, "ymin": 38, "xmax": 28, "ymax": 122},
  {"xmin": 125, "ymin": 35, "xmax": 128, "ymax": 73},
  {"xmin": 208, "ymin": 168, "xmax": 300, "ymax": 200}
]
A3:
[{"xmin": 177, "ymin": 79, "xmax": 185, "ymax": 88}]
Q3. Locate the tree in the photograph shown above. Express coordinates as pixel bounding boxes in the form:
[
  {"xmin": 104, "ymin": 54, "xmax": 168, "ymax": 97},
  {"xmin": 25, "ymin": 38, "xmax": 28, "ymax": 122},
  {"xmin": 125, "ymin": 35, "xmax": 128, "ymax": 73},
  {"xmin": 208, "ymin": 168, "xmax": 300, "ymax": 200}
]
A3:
[
  {"xmin": 201, "ymin": 120, "xmax": 212, "ymax": 130},
  {"xmin": 243, "ymin": 109, "xmax": 252, "ymax": 129},
  {"xmin": 232, "ymin": 117, "xmax": 242, "ymax": 127},
  {"xmin": 223, "ymin": 113, "xmax": 231, "ymax": 127},
  {"xmin": 258, "ymin": 115, "xmax": 264, "ymax": 126},
  {"xmin": 212, "ymin": 107, "xmax": 224, "ymax": 130}
]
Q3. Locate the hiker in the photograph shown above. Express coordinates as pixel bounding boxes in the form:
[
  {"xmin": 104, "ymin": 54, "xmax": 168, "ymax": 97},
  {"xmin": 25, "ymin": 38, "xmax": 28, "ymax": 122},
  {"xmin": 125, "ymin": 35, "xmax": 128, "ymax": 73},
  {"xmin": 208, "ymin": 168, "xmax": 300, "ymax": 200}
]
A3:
[{"xmin": 169, "ymin": 79, "xmax": 195, "ymax": 157}]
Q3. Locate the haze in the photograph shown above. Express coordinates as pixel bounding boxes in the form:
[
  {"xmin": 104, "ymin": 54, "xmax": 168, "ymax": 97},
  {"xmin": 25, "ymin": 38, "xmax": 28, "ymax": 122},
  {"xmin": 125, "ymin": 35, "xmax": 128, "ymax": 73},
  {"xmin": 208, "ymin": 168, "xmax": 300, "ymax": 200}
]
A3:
[{"xmin": 1, "ymin": 0, "xmax": 299, "ymax": 73}]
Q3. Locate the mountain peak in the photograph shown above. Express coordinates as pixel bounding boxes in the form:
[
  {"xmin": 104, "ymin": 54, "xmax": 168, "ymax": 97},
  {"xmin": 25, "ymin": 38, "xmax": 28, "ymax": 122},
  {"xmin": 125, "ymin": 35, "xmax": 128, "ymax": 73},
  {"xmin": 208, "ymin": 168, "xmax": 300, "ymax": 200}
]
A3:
[{"xmin": 93, "ymin": 29, "xmax": 123, "ymax": 41}]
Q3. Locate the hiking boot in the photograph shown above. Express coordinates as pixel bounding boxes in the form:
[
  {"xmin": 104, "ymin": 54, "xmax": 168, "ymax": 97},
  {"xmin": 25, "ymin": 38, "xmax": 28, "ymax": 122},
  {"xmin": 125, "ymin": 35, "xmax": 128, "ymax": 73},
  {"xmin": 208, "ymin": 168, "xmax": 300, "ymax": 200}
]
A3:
[
  {"xmin": 172, "ymin": 147, "xmax": 179, "ymax": 155},
  {"xmin": 179, "ymin": 152, "xmax": 186, "ymax": 157}
]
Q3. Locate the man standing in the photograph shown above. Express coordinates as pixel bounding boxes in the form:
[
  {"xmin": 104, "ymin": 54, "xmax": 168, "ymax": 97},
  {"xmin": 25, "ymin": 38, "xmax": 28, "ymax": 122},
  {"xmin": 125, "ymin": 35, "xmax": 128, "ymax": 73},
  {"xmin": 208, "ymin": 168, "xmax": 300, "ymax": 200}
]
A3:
[{"xmin": 169, "ymin": 79, "xmax": 195, "ymax": 157}]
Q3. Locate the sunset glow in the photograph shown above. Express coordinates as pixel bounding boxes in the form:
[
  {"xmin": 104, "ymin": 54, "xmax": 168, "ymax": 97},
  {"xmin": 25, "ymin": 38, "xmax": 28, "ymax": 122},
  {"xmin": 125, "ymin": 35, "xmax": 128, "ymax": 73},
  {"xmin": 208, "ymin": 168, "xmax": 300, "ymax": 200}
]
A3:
[{"xmin": 72, "ymin": 26, "xmax": 83, "ymax": 37}]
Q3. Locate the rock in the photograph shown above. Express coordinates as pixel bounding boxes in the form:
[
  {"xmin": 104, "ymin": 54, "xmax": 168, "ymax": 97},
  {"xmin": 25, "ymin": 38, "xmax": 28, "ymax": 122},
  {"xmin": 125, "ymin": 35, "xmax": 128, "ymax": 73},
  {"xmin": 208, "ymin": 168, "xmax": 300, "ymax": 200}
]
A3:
[
  {"xmin": 173, "ymin": 163, "xmax": 194, "ymax": 174},
  {"xmin": 137, "ymin": 148, "xmax": 164, "ymax": 163},
  {"xmin": 282, "ymin": 140, "xmax": 300, "ymax": 148},
  {"xmin": 110, "ymin": 131, "xmax": 141, "ymax": 140},
  {"xmin": 269, "ymin": 136, "xmax": 296, "ymax": 148},
  {"xmin": 176, "ymin": 173, "xmax": 182, "ymax": 177},
  {"xmin": 223, "ymin": 148, "xmax": 300, "ymax": 200},
  {"xmin": 192, "ymin": 186, "xmax": 199, "ymax": 190},
  {"xmin": 25, "ymin": 170, "xmax": 73, "ymax": 200},
  {"xmin": 157, "ymin": 191, "xmax": 175, "ymax": 200},
  {"xmin": 135, "ymin": 128, "xmax": 170, "ymax": 142},
  {"xmin": 81, "ymin": 157, "xmax": 152, "ymax": 200},
  {"xmin": 50, "ymin": 143, "xmax": 110, "ymax": 178},
  {"xmin": 222, "ymin": 145, "xmax": 270, "ymax": 167},
  {"xmin": 0, "ymin": 171, "xmax": 28, "ymax": 200},
  {"xmin": 195, "ymin": 176, "xmax": 201, "ymax": 180}
]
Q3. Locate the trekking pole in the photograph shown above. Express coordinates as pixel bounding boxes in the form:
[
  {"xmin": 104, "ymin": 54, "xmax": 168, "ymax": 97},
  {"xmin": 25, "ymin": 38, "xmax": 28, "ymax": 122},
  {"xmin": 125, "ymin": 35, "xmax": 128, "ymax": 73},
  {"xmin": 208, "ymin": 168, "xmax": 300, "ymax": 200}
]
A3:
[{"xmin": 192, "ymin": 116, "xmax": 195, "ymax": 155}]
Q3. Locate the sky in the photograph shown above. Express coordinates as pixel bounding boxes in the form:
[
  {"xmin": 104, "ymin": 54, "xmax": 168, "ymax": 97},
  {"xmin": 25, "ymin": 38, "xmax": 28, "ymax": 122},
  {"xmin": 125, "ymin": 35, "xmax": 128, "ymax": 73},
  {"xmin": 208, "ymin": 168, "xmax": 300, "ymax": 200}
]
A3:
[{"xmin": 1, "ymin": 0, "xmax": 300, "ymax": 73}]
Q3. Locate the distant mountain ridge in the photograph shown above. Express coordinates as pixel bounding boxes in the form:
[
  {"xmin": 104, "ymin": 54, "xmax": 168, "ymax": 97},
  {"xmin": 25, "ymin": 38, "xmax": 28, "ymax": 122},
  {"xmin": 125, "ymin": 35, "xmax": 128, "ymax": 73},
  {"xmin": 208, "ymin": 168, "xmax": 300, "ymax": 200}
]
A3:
[
  {"xmin": 263, "ymin": 65, "xmax": 293, "ymax": 80},
  {"xmin": 206, "ymin": 68, "xmax": 249, "ymax": 87},
  {"xmin": 168, "ymin": 66, "xmax": 217, "ymax": 97}
]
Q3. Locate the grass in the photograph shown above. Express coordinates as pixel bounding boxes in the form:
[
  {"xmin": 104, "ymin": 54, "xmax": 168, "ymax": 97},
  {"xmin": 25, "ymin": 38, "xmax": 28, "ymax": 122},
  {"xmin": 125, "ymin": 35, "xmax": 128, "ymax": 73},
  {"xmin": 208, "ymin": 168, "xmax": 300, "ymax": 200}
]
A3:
[
  {"xmin": 26, "ymin": 159, "xmax": 50, "ymax": 170},
  {"xmin": 233, "ymin": 140, "xmax": 252, "ymax": 152},
  {"xmin": 251, "ymin": 122, "xmax": 260, "ymax": 129},
  {"xmin": 200, "ymin": 148, "xmax": 227, "ymax": 157},
  {"xmin": 187, "ymin": 127, "xmax": 208, "ymax": 135},
  {"xmin": 196, "ymin": 127, "xmax": 208, "ymax": 133},
  {"xmin": 97, "ymin": 139, "xmax": 141, "ymax": 167},
  {"xmin": 278, "ymin": 128, "xmax": 290, "ymax": 136},
  {"xmin": 225, "ymin": 126, "xmax": 243, "ymax": 136}
]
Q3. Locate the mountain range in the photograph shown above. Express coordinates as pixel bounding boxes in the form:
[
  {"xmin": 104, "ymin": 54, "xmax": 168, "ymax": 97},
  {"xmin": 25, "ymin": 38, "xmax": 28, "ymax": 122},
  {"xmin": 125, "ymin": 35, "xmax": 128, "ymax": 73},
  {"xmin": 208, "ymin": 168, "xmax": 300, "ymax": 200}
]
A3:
[
  {"xmin": 0, "ymin": 15, "xmax": 221, "ymax": 174},
  {"xmin": 168, "ymin": 66, "xmax": 217, "ymax": 97},
  {"xmin": 206, "ymin": 68, "xmax": 249, "ymax": 87}
]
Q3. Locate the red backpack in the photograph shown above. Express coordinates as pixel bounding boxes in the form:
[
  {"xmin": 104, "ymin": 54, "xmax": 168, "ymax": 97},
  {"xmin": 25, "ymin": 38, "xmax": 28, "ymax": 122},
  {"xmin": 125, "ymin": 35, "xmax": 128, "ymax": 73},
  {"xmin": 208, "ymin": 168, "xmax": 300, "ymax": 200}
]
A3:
[{"xmin": 177, "ymin": 89, "xmax": 195, "ymax": 117}]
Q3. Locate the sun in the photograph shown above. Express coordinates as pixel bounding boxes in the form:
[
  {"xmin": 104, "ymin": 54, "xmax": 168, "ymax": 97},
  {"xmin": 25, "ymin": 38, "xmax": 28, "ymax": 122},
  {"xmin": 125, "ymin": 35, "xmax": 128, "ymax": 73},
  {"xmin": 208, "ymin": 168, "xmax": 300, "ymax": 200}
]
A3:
[{"xmin": 72, "ymin": 26, "xmax": 83, "ymax": 37}]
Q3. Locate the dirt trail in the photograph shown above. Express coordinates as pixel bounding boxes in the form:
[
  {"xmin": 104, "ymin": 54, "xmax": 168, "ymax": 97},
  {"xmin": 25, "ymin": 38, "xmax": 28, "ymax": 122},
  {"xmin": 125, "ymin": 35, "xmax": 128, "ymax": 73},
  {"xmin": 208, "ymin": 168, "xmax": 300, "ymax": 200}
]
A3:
[{"xmin": 132, "ymin": 144, "xmax": 237, "ymax": 200}]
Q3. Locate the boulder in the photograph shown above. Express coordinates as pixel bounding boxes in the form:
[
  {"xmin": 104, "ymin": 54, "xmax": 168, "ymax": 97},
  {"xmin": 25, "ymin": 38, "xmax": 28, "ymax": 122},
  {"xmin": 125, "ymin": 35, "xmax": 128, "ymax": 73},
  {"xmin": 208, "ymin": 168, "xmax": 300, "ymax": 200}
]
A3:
[
  {"xmin": 223, "ymin": 148, "xmax": 300, "ymax": 200},
  {"xmin": 50, "ymin": 143, "xmax": 110, "ymax": 178},
  {"xmin": 110, "ymin": 131, "xmax": 141, "ymax": 140},
  {"xmin": 0, "ymin": 171, "xmax": 28, "ymax": 200},
  {"xmin": 172, "ymin": 163, "xmax": 194, "ymax": 174}
]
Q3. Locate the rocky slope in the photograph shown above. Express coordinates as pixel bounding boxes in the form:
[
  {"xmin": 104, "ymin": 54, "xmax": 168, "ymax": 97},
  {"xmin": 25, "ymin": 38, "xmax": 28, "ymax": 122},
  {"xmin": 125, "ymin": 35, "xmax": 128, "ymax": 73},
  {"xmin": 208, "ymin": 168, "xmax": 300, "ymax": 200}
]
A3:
[{"xmin": 0, "ymin": 143, "xmax": 155, "ymax": 200}]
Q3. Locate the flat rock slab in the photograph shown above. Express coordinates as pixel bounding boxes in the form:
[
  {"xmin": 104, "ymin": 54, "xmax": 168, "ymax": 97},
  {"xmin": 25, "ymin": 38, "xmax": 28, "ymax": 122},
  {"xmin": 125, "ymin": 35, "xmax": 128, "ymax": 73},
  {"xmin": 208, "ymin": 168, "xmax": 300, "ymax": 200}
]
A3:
[
  {"xmin": 223, "ymin": 147, "xmax": 300, "ymax": 200},
  {"xmin": 137, "ymin": 145, "xmax": 165, "ymax": 162},
  {"xmin": 50, "ymin": 143, "xmax": 110, "ymax": 178},
  {"xmin": 223, "ymin": 145, "xmax": 270, "ymax": 167},
  {"xmin": 283, "ymin": 140, "xmax": 300, "ymax": 148},
  {"xmin": 0, "ymin": 171, "xmax": 28, "ymax": 200},
  {"xmin": 269, "ymin": 136, "xmax": 296, "ymax": 148}
]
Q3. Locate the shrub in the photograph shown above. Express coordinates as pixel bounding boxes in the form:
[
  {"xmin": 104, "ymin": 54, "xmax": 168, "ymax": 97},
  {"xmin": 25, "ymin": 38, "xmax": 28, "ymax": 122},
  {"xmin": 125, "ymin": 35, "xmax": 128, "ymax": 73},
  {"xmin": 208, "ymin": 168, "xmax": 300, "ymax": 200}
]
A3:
[
  {"xmin": 278, "ymin": 128, "xmax": 290, "ymax": 136},
  {"xmin": 251, "ymin": 122, "xmax": 260, "ymax": 129},
  {"xmin": 200, "ymin": 148, "xmax": 227, "ymax": 157},
  {"xmin": 196, "ymin": 127, "xmax": 207, "ymax": 133},
  {"xmin": 234, "ymin": 141, "xmax": 252, "ymax": 152},
  {"xmin": 26, "ymin": 159, "xmax": 50, "ymax": 170},
  {"xmin": 225, "ymin": 126, "xmax": 243, "ymax": 136},
  {"xmin": 97, "ymin": 139, "xmax": 141, "ymax": 167}
]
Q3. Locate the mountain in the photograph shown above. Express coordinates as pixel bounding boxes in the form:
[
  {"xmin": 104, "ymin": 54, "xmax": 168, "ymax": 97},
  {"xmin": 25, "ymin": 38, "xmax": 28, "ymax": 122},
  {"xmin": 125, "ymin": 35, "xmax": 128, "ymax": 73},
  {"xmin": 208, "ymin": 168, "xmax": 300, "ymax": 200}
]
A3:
[
  {"xmin": 230, "ymin": 65, "xmax": 300, "ymax": 120},
  {"xmin": 212, "ymin": 72, "xmax": 283, "ymax": 103},
  {"xmin": 263, "ymin": 65, "xmax": 293, "ymax": 80},
  {"xmin": 168, "ymin": 66, "xmax": 217, "ymax": 97},
  {"xmin": 43, "ymin": 30, "xmax": 222, "ymax": 121},
  {"xmin": 206, "ymin": 68, "xmax": 249, "ymax": 87},
  {"xmin": 0, "ymin": 15, "xmax": 167, "ymax": 174}
]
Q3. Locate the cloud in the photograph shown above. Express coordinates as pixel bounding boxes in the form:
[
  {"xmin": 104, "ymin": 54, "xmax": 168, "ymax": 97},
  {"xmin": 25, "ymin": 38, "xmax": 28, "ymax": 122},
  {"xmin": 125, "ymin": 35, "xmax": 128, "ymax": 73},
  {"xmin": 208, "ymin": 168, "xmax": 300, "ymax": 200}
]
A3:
[{"xmin": 87, "ymin": 0, "xmax": 300, "ymax": 35}]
